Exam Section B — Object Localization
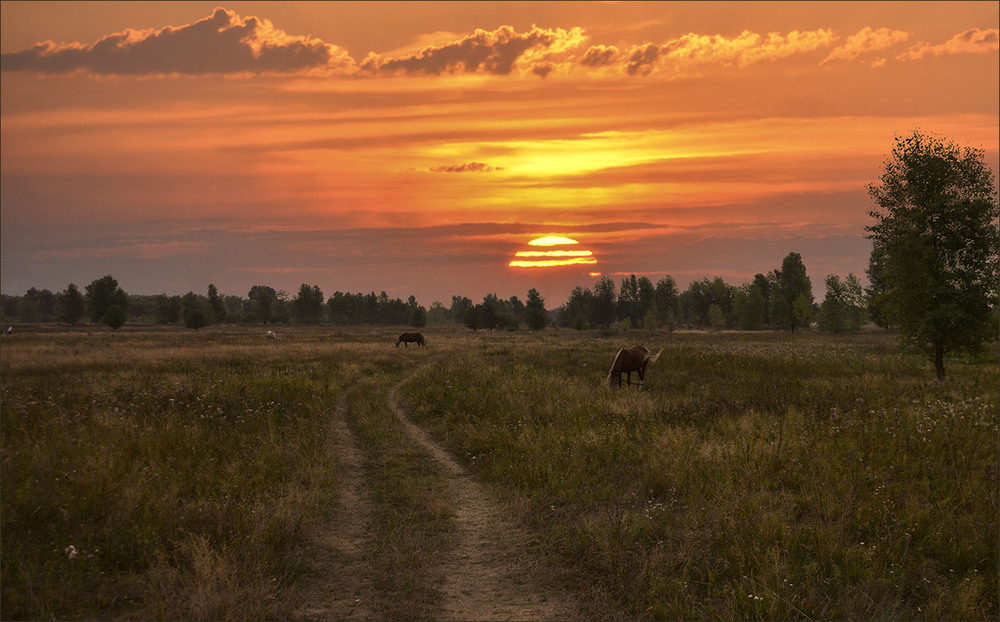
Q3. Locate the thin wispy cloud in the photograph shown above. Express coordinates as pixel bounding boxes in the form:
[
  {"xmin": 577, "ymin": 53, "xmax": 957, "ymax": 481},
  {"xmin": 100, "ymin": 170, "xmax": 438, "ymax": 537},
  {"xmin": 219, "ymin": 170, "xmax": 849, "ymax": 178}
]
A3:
[
  {"xmin": 31, "ymin": 241, "xmax": 209, "ymax": 261},
  {"xmin": 430, "ymin": 162, "xmax": 504, "ymax": 173}
]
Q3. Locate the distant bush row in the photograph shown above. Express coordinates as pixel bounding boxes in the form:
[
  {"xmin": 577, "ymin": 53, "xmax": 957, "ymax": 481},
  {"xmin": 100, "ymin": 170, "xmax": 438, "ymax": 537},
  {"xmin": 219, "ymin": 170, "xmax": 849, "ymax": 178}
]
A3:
[{"xmin": 0, "ymin": 252, "xmax": 878, "ymax": 334}]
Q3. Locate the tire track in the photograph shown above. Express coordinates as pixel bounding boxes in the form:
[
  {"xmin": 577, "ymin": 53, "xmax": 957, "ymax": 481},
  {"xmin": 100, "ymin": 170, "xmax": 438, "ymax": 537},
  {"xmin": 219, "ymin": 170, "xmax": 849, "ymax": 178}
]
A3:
[
  {"xmin": 292, "ymin": 392, "xmax": 374, "ymax": 621},
  {"xmin": 387, "ymin": 370, "xmax": 581, "ymax": 621}
]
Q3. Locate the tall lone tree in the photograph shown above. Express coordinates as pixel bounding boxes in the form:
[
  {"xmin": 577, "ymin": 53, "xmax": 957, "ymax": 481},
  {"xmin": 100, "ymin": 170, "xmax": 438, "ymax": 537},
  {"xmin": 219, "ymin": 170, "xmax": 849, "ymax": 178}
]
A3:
[
  {"xmin": 525, "ymin": 288, "xmax": 548, "ymax": 330},
  {"xmin": 866, "ymin": 130, "xmax": 999, "ymax": 380},
  {"xmin": 769, "ymin": 252, "xmax": 813, "ymax": 331},
  {"xmin": 85, "ymin": 275, "xmax": 128, "ymax": 324},
  {"xmin": 58, "ymin": 283, "xmax": 86, "ymax": 325}
]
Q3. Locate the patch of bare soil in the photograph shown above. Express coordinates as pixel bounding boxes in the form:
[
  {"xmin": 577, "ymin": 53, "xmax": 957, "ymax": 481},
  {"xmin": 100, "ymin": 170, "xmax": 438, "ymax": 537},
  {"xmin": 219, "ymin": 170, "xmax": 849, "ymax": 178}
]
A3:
[
  {"xmin": 292, "ymin": 394, "xmax": 374, "ymax": 621},
  {"xmin": 386, "ymin": 375, "xmax": 583, "ymax": 621}
]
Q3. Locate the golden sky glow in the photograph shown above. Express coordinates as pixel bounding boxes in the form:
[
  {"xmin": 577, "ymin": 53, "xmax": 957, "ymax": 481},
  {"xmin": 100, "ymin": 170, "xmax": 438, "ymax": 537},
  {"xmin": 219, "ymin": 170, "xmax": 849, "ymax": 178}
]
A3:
[{"xmin": 1, "ymin": 2, "xmax": 997, "ymax": 306}]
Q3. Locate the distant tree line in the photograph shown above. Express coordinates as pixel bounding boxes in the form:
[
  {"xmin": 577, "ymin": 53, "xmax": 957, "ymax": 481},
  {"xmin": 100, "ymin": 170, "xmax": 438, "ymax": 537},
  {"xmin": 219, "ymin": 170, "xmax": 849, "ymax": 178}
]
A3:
[
  {"xmin": 1, "ymin": 252, "xmax": 876, "ymax": 335},
  {"xmin": 556, "ymin": 251, "xmax": 868, "ymax": 333},
  {"xmin": 0, "ymin": 277, "xmax": 550, "ymax": 332}
]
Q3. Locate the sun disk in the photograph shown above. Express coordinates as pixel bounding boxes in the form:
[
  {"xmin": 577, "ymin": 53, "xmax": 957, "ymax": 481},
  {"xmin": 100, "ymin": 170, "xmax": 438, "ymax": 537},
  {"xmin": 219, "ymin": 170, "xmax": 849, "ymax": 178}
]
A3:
[{"xmin": 509, "ymin": 235, "xmax": 598, "ymax": 268}]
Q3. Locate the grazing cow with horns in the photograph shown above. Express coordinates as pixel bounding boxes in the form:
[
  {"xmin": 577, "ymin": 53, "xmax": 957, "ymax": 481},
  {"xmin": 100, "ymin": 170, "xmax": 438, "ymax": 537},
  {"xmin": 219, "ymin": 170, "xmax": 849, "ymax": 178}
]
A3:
[
  {"xmin": 396, "ymin": 332, "xmax": 425, "ymax": 347},
  {"xmin": 608, "ymin": 344, "xmax": 662, "ymax": 388}
]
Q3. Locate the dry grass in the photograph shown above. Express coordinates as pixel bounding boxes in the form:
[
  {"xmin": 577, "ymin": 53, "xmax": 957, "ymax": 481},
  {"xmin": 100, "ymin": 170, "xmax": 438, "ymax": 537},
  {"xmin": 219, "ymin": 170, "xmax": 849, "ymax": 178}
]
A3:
[
  {"xmin": 401, "ymin": 329, "xmax": 999, "ymax": 620},
  {"xmin": 2, "ymin": 325, "xmax": 996, "ymax": 620}
]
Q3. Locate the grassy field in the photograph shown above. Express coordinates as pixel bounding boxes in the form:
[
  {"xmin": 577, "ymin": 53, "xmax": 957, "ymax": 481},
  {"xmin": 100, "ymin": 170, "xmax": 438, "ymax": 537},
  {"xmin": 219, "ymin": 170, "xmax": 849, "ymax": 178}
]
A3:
[{"xmin": 1, "ymin": 324, "xmax": 996, "ymax": 620}]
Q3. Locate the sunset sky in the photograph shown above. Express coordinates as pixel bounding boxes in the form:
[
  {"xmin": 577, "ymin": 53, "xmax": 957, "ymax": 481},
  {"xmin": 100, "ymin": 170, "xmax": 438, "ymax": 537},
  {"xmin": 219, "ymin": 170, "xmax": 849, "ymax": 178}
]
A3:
[{"xmin": 2, "ymin": 1, "xmax": 997, "ymax": 307}]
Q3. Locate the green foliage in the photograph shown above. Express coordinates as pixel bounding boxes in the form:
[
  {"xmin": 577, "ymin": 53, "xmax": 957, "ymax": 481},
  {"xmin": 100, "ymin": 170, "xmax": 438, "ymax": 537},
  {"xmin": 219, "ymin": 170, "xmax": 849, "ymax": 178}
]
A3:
[
  {"xmin": 155, "ymin": 294, "xmax": 182, "ymax": 325},
  {"xmin": 183, "ymin": 308, "xmax": 208, "ymax": 330},
  {"xmin": 85, "ymin": 275, "xmax": 129, "ymax": 323},
  {"xmin": 207, "ymin": 284, "xmax": 226, "ymax": 323},
  {"xmin": 707, "ymin": 303, "xmax": 725, "ymax": 329},
  {"xmin": 18, "ymin": 296, "xmax": 41, "ymax": 323},
  {"xmin": 642, "ymin": 309, "xmax": 658, "ymax": 331},
  {"xmin": 246, "ymin": 285, "xmax": 278, "ymax": 324},
  {"xmin": 617, "ymin": 275, "xmax": 655, "ymax": 326},
  {"xmin": 866, "ymin": 129, "xmax": 1000, "ymax": 379},
  {"xmin": 733, "ymin": 281, "xmax": 766, "ymax": 330},
  {"xmin": 292, "ymin": 283, "xmax": 325, "ymax": 324},
  {"xmin": 103, "ymin": 305, "xmax": 127, "ymax": 330},
  {"xmin": 770, "ymin": 252, "xmax": 814, "ymax": 331},
  {"xmin": 680, "ymin": 277, "xmax": 735, "ymax": 328},
  {"xmin": 592, "ymin": 277, "xmax": 618, "ymax": 327},
  {"xmin": 58, "ymin": 283, "xmax": 86, "ymax": 325},
  {"xmin": 450, "ymin": 295, "xmax": 473, "ymax": 325},
  {"xmin": 409, "ymin": 304, "xmax": 428, "ymax": 328},
  {"xmin": 426, "ymin": 301, "xmax": 450, "ymax": 324},
  {"xmin": 20, "ymin": 288, "xmax": 58, "ymax": 322},
  {"xmin": 464, "ymin": 293, "xmax": 525, "ymax": 331},
  {"xmin": 525, "ymin": 288, "xmax": 548, "ymax": 330},
  {"xmin": 181, "ymin": 292, "xmax": 210, "ymax": 330},
  {"xmin": 559, "ymin": 286, "xmax": 594, "ymax": 329},
  {"xmin": 654, "ymin": 276, "xmax": 680, "ymax": 329},
  {"xmin": 325, "ymin": 290, "xmax": 423, "ymax": 325},
  {"xmin": 865, "ymin": 243, "xmax": 891, "ymax": 328},
  {"xmin": 819, "ymin": 273, "xmax": 867, "ymax": 333}
]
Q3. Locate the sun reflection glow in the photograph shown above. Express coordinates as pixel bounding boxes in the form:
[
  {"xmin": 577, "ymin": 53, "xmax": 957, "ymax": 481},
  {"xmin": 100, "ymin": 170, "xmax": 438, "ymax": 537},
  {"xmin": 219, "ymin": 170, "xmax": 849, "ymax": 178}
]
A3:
[{"xmin": 509, "ymin": 236, "xmax": 598, "ymax": 268}]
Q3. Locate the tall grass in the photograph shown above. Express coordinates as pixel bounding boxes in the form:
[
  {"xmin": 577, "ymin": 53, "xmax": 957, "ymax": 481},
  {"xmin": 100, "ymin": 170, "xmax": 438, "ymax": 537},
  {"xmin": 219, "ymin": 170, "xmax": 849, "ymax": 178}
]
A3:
[
  {"xmin": 2, "ymin": 326, "xmax": 996, "ymax": 620},
  {"xmin": 402, "ymin": 330, "xmax": 998, "ymax": 620},
  {"xmin": 1, "ymin": 326, "xmax": 355, "ymax": 619}
]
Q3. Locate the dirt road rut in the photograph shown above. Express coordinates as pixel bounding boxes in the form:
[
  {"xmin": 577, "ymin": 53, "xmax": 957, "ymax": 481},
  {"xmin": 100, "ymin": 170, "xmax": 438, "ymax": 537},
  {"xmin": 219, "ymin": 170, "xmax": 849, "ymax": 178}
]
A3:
[{"xmin": 293, "ymin": 368, "xmax": 582, "ymax": 621}]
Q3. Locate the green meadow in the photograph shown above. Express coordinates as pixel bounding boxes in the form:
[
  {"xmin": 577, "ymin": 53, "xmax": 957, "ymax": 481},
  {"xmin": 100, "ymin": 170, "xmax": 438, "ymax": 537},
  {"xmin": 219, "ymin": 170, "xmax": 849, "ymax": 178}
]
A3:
[{"xmin": 1, "ymin": 325, "xmax": 996, "ymax": 620}]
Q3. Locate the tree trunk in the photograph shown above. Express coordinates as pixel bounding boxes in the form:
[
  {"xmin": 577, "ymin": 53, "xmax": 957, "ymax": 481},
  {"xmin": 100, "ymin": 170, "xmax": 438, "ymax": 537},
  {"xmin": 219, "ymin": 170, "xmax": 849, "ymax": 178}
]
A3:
[{"xmin": 934, "ymin": 343, "xmax": 946, "ymax": 381}]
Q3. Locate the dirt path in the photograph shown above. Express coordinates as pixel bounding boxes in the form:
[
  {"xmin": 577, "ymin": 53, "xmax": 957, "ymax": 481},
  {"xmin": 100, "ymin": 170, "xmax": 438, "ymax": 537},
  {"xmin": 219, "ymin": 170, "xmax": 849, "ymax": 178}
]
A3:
[
  {"xmin": 386, "ymin": 373, "xmax": 582, "ymax": 621},
  {"xmin": 292, "ymin": 393, "xmax": 374, "ymax": 621},
  {"xmin": 293, "ymin": 367, "xmax": 584, "ymax": 621}
]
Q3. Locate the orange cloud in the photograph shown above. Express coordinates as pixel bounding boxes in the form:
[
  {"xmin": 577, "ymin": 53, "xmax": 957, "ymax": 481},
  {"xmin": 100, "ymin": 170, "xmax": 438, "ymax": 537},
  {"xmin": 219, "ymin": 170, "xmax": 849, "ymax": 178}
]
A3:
[
  {"xmin": 737, "ymin": 29, "xmax": 839, "ymax": 66},
  {"xmin": 429, "ymin": 162, "xmax": 505, "ymax": 173},
  {"xmin": 579, "ymin": 44, "xmax": 619, "ymax": 67},
  {"xmin": 8, "ymin": 6, "xmax": 970, "ymax": 83},
  {"xmin": 898, "ymin": 27, "xmax": 999, "ymax": 61},
  {"xmin": 822, "ymin": 26, "xmax": 911, "ymax": 64},
  {"xmin": 360, "ymin": 25, "xmax": 587, "ymax": 76},
  {"xmin": 616, "ymin": 28, "xmax": 837, "ymax": 77},
  {"xmin": 0, "ymin": 7, "xmax": 352, "ymax": 76}
]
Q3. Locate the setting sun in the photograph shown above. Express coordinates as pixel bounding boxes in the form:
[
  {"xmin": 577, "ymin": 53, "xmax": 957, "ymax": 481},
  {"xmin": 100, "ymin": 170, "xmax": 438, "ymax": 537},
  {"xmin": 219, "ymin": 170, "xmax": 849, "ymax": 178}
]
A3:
[
  {"xmin": 509, "ymin": 236, "xmax": 598, "ymax": 268},
  {"xmin": 0, "ymin": 2, "xmax": 996, "ymax": 307},
  {"xmin": 528, "ymin": 236, "xmax": 580, "ymax": 246}
]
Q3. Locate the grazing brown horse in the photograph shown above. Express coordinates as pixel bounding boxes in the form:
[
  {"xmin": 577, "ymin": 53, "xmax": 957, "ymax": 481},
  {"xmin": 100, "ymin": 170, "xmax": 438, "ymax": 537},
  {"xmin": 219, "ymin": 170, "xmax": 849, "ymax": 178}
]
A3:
[
  {"xmin": 607, "ymin": 345, "xmax": 662, "ymax": 387},
  {"xmin": 396, "ymin": 332, "xmax": 425, "ymax": 347}
]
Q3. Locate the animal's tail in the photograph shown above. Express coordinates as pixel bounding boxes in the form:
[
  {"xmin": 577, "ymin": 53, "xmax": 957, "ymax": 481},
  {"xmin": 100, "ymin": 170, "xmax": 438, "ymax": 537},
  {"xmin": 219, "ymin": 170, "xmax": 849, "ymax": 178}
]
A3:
[
  {"xmin": 646, "ymin": 348, "xmax": 663, "ymax": 364},
  {"xmin": 607, "ymin": 348, "xmax": 627, "ymax": 386}
]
